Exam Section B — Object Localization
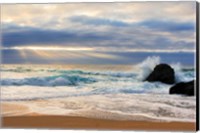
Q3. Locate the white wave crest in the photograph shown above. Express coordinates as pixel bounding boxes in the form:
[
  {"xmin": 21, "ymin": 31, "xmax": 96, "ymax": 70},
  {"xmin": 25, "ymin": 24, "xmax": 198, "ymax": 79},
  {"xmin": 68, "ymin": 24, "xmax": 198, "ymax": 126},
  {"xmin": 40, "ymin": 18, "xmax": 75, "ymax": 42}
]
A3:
[
  {"xmin": 137, "ymin": 56, "xmax": 161, "ymax": 80},
  {"xmin": 170, "ymin": 63, "xmax": 182, "ymax": 82}
]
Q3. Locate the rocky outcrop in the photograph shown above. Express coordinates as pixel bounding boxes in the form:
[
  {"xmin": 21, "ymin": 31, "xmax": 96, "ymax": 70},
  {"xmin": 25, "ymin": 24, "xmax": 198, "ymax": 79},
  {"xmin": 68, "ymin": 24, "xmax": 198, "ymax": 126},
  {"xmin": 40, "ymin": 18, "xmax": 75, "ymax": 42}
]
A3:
[
  {"xmin": 169, "ymin": 80, "xmax": 195, "ymax": 96},
  {"xmin": 145, "ymin": 64, "xmax": 175, "ymax": 84}
]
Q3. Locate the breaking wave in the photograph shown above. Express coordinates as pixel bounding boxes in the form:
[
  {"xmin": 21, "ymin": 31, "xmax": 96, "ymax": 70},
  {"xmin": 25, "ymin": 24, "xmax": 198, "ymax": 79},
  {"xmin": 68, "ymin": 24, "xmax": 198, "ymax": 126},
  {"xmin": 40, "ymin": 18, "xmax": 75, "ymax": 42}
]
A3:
[
  {"xmin": 1, "ymin": 56, "xmax": 195, "ymax": 87},
  {"xmin": 137, "ymin": 56, "xmax": 161, "ymax": 80},
  {"xmin": 1, "ymin": 75, "xmax": 96, "ymax": 86},
  {"xmin": 137, "ymin": 56, "xmax": 195, "ymax": 82}
]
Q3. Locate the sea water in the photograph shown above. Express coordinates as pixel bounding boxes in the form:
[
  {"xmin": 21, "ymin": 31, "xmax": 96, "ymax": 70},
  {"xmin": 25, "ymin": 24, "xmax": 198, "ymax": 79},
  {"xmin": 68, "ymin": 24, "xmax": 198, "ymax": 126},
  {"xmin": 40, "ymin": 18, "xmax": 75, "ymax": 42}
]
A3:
[{"xmin": 1, "ymin": 57, "xmax": 196, "ymax": 122}]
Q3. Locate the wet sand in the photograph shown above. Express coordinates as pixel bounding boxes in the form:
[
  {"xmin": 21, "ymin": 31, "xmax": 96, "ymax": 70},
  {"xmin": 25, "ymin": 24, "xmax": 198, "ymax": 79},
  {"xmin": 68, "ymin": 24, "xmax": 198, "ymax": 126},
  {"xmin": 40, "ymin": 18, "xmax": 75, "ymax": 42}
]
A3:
[
  {"xmin": 1, "ymin": 103, "xmax": 30, "ymax": 116},
  {"xmin": 2, "ymin": 115, "xmax": 196, "ymax": 131}
]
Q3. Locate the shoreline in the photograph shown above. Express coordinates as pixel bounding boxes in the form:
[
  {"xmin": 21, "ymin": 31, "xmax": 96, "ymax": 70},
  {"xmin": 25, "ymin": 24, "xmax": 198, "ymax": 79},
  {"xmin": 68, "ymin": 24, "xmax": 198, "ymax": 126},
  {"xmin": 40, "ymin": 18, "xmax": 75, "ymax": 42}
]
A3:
[{"xmin": 2, "ymin": 115, "xmax": 196, "ymax": 131}]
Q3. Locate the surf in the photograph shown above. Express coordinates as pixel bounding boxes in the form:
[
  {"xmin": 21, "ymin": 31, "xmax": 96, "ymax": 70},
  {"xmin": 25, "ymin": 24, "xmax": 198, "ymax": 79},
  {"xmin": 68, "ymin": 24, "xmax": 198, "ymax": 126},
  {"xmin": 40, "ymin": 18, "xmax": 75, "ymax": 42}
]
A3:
[{"xmin": 1, "ymin": 75, "xmax": 96, "ymax": 86}]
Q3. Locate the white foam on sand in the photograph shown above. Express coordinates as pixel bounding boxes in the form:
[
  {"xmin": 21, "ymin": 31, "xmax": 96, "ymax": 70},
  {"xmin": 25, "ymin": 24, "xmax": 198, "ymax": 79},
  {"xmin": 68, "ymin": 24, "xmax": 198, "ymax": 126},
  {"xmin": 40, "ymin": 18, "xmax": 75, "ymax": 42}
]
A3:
[{"xmin": 3, "ymin": 93, "xmax": 195, "ymax": 122}]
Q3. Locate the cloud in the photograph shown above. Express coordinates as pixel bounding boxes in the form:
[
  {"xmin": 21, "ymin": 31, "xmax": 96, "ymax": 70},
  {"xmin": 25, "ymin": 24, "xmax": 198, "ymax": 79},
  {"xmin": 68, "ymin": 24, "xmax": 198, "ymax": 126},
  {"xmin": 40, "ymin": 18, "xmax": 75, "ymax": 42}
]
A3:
[
  {"xmin": 2, "ymin": 26, "xmax": 112, "ymax": 47},
  {"xmin": 2, "ymin": 22, "xmax": 195, "ymax": 52},
  {"xmin": 2, "ymin": 49, "xmax": 194, "ymax": 65},
  {"xmin": 69, "ymin": 15, "xmax": 129, "ymax": 27},
  {"xmin": 1, "ymin": 2, "xmax": 196, "ymax": 64},
  {"xmin": 1, "ymin": 50, "xmax": 24, "ymax": 64},
  {"xmin": 139, "ymin": 20, "xmax": 194, "ymax": 32},
  {"xmin": 69, "ymin": 15, "xmax": 195, "ymax": 33},
  {"xmin": 2, "ymin": 2, "xmax": 195, "ymax": 29}
]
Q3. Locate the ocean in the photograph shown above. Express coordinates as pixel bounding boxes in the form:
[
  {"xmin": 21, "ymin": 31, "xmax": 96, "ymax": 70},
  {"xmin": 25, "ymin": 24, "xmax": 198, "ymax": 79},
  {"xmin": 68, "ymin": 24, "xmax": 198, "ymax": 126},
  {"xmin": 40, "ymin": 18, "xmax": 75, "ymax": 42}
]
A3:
[{"xmin": 1, "ymin": 56, "xmax": 196, "ymax": 122}]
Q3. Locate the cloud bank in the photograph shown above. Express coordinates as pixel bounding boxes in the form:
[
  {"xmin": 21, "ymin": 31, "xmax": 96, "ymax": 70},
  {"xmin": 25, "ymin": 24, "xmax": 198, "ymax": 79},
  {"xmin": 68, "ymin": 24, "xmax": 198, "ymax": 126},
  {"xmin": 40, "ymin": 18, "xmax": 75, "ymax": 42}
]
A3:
[{"xmin": 1, "ymin": 2, "xmax": 196, "ymax": 65}]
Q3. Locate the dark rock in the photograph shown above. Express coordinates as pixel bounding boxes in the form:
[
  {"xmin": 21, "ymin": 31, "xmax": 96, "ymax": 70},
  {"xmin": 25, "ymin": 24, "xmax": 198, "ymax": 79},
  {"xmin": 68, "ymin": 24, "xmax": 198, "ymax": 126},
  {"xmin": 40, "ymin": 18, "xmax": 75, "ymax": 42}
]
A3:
[
  {"xmin": 145, "ymin": 64, "xmax": 175, "ymax": 84},
  {"xmin": 169, "ymin": 80, "xmax": 195, "ymax": 96}
]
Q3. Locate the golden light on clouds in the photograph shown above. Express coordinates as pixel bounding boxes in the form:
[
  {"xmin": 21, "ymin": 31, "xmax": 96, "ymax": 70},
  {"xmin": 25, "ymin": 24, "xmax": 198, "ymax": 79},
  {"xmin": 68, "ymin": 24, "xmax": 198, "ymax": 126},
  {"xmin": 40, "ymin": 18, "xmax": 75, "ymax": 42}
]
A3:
[
  {"xmin": 2, "ymin": 46, "xmax": 94, "ymax": 51},
  {"xmin": 31, "ymin": 50, "xmax": 86, "ymax": 59},
  {"xmin": 6, "ymin": 46, "xmax": 122, "ymax": 60},
  {"xmin": 2, "ymin": 46, "xmax": 194, "ymax": 53}
]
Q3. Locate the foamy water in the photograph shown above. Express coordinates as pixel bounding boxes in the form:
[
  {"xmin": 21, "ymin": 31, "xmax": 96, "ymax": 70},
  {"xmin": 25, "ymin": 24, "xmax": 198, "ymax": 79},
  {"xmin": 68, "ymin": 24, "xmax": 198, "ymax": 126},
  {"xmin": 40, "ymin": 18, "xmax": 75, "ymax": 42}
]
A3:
[{"xmin": 1, "ymin": 57, "xmax": 196, "ymax": 122}]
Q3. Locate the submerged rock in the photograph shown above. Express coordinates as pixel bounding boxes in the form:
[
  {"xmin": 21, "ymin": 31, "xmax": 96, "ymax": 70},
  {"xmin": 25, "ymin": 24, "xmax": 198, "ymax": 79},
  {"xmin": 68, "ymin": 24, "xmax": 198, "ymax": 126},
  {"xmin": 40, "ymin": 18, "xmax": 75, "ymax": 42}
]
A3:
[
  {"xmin": 145, "ymin": 64, "xmax": 175, "ymax": 84},
  {"xmin": 169, "ymin": 80, "xmax": 195, "ymax": 96}
]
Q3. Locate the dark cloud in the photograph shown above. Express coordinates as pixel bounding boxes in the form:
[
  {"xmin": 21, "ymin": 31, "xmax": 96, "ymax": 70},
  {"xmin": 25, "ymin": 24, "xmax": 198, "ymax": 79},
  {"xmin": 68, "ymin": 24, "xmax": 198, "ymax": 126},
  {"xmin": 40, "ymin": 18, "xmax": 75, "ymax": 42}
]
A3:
[
  {"xmin": 138, "ymin": 20, "xmax": 195, "ymax": 32},
  {"xmin": 2, "ymin": 17, "xmax": 195, "ymax": 62},
  {"xmin": 2, "ymin": 25, "xmax": 112, "ymax": 47}
]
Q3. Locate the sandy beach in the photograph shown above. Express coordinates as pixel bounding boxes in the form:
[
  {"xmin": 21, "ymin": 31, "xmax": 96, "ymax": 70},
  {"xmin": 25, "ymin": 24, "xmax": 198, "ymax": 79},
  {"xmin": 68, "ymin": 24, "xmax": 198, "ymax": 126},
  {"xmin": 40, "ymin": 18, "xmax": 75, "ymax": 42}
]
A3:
[{"xmin": 2, "ymin": 115, "xmax": 195, "ymax": 131}]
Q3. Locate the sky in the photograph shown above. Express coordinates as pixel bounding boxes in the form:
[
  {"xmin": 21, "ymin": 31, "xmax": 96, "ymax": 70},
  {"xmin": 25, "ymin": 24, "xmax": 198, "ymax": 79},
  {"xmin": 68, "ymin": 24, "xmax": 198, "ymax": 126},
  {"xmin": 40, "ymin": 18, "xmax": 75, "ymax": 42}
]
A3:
[{"xmin": 1, "ymin": 2, "xmax": 197, "ymax": 65}]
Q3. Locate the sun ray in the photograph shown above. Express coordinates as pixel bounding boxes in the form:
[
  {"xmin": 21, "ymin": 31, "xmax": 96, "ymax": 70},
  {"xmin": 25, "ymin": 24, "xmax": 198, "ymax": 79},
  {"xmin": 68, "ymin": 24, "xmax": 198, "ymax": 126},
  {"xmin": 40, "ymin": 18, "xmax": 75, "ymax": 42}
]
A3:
[{"xmin": 3, "ymin": 46, "xmax": 94, "ymax": 51}]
